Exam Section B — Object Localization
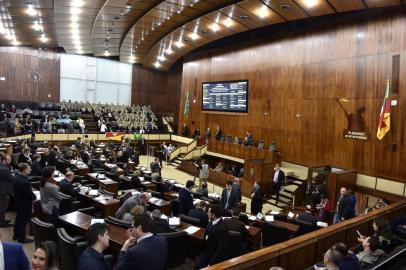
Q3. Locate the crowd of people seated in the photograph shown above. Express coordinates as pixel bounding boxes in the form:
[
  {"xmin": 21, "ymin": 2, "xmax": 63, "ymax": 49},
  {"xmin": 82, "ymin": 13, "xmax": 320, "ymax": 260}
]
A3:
[{"xmin": 0, "ymin": 100, "xmax": 161, "ymax": 137}]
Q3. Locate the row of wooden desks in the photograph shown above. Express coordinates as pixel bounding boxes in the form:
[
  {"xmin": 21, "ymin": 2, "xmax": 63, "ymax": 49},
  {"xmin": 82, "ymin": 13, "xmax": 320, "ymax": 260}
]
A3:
[
  {"xmin": 87, "ymin": 173, "xmax": 119, "ymax": 195},
  {"xmin": 59, "ymin": 210, "xmax": 262, "ymax": 257}
]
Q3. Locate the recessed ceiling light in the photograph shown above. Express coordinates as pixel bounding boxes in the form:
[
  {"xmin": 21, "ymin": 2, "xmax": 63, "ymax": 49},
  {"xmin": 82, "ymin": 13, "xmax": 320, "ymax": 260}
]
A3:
[
  {"xmin": 154, "ymin": 61, "xmax": 161, "ymax": 68},
  {"xmin": 39, "ymin": 35, "xmax": 48, "ymax": 43},
  {"xmin": 165, "ymin": 48, "xmax": 173, "ymax": 55},
  {"xmin": 223, "ymin": 18, "xmax": 233, "ymax": 28},
  {"xmin": 125, "ymin": 1, "xmax": 132, "ymax": 9},
  {"xmin": 158, "ymin": 55, "xmax": 166, "ymax": 62},
  {"xmin": 129, "ymin": 55, "xmax": 136, "ymax": 63},
  {"xmin": 104, "ymin": 50, "xmax": 110, "ymax": 56},
  {"xmin": 280, "ymin": 4, "xmax": 291, "ymax": 10},
  {"xmin": 303, "ymin": 0, "xmax": 319, "ymax": 8},
  {"xmin": 256, "ymin": 6, "xmax": 270, "ymax": 19},
  {"xmin": 26, "ymin": 4, "xmax": 37, "ymax": 16},
  {"xmin": 189, "ymin": 32, "xmax": 199, "ymax": 40},
  {"xmin": 209, "ymin": 23, "xmax": 220, "ymax": 32},
  {"xmin": 175, "ymin": 41, "xmax": 184, "ymax": 48},
  {"xmin": 32, "ymin": 22, "xmax": 41, "ymax": 31}
]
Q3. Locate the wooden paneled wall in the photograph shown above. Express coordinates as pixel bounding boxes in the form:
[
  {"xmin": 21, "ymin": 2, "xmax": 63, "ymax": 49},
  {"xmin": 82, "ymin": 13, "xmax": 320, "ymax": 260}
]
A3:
[
  {"xmin": 0, "ymin": 47, "xmax": 60, "ymax": 102},
  {"xmin": 132, "ymin": 62, "xmax": 182, "ymax": 124},
  {"xmin": 178, "ymin": 8, "xmax": 406, "ymax": 182}
]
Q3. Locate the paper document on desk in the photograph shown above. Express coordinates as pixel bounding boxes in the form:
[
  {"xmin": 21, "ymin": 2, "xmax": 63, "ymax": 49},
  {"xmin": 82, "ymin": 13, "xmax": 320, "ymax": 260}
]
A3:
[
  {"xmin": 169, "ymin": 217, "xmax": 180, "ymax": 226},
  {"xmin": 317, "ymin": 221, "xmax": 328, "ymax": 228},
  {"xmin": 270, "ymin": 211, "xmax": 280, "ymax": 215},
  {"xmin": 91, "ymin": 219, "xmax": 105, "ymax": 225},
  {"xmin": 265, "ymin": 215, "xmax": 274, "ymax": 222},
  {"xmin": 248, "ymin": 215, "xmax": 256, "ymax": 221},
  {"xmin": 184, "ymin": 226, "xmax": 200, "ymax": 235},
  {"xmin": 139, "ymin": 177, "xmax": 144, "ymax": 181},
  {"xmin": 160, "ymin": 214, "xmax": 168, "ymax": 220},
  {"xmin": 88, "ymin": 189, "xmax": 99, "ymax": 196}
]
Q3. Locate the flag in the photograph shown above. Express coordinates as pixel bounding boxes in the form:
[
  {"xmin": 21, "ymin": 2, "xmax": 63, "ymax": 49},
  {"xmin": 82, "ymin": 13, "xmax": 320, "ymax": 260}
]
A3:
[
  {"xmin": 184, "ymin": 91, "xmax": 190, "ymax": 119},
  {"xmin": 106, "ymin": 132, "xmax": 125, "ymax": 141},
  {"xmin": 377, "ymin": 80, "xmax": 391, "ymax": 140}
]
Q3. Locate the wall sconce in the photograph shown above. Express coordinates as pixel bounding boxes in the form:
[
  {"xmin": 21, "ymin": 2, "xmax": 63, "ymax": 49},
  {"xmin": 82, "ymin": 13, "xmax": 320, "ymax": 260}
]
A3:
[{"xmin": 295, "ymin": 113, "xmax": 304, "ymax": 118}]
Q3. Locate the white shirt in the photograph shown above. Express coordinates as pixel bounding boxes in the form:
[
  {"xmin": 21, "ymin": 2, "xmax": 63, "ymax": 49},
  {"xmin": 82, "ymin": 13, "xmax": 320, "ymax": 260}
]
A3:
[
  {"xmin": 273, "ymin": 170, "xmax": 280, "ymax": 183},
  {"xmin": 0, "ymin": 242, "xmax": 4, "ymax": 270},
  {"xmin": 137, "ymin": 232, "xmax": 153, "ymax": 244}
]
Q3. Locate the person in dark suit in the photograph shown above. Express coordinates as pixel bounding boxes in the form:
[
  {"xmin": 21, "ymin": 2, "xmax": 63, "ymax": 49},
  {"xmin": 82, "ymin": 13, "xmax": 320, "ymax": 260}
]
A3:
[
  {"xmin": 270, "ymin": 164, "xmax": 285, "ymax": 204},
  {"xmin": 181, "ymin": 123, "xmax": 189, "ymax": 137},
  {"xmin": 188, "ymin": 200, "xmax": 209, "ymax": 227},
  {"xmin": 232, "ymin": 178, "xmax": 242, "ymax": 203},
  {"xmin": 250, "ymin": 181, "xmax": 263, "ymax": 215},
  {"xmin": 59, "ymin": 171, "xmax": 80, "ymax": 198},
  {"xmin": 13, "ymin": 163, "xmax": 36, "ymax": 243},
  {"xmin": 298, "ymin": 205, "xmax": 317, "ymax": 225},
  {"xmin": 0, "ymin": 232, "xmax": 30, "ymax": 270},
  {"xmin": 245, "ymin": 131, "xmax": 254, "ymax": 146},
  {"xmin": 0, "ymin": 154, "xmax": 14, "ymax": 227},
  {"xmin": 74, "ymin": 137, "xmax": 82, "ymax": 149},
  {"xmin": 179, "ymin": 180, "xmax": 196, "ymax": 215},
  {"xmin": 78, "ymin": 223, "xmax": 111, "ymax": 270},
  {"xmin": 195, "ymin": 205, "xmax": 229, "ymax": 269},
  {"xmin": 151, "ymin": 209, "xmax": 171, "ymax": 234},
  {"xmin": 18, "ymin": 148, "xmax": 32, "ymax": 164},
  {"xmin": 150, "ymin": 157, "xmax": 161, "ymax": 174},
  {"xmin": 333, "ymin": 187, "xmax": 352, "ymax": 224},
  {"xmin": 40, "ymin": 148, "xmax": 57, "ymax": 167},
  {"xmin": 215, "ymin": 126, "xmax": 222, "ymax": 141},
  {"xmin": 116, "ymin": 214, "xmax": 167, "ymax": 270},
  {"xmin": 30, "ymin": 154, "xmax": 43, "ymax": 176},
  {"xmin": 221, "ymin": 181, "xmax": 238, "ymax": 211}
]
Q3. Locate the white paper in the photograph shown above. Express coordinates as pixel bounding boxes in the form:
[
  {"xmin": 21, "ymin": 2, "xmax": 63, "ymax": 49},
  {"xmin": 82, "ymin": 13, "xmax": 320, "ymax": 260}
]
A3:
[
  {"xmin": 89, "ymin": 189, "xmax": 99, "ymax": 196},
  {"xmin": 131, "ymin": 190, "xmax": 140, "ymax": 196},
  {"xmin": 317, "ymin": 221, "xmax": 328, "ymax": 228},
  {"xmin": 90, "ymin": 219, "xmax": 105, "ymax": 225},
  {"xmin": 169, "ymin": 217, "xmax": 180, "ymax": 226},
  {"xmin": 183, "ymin": 226, "xmax": 200, "ymax": 235},
  {"xmin": 265, "ymin": 215, "xmax": 274, "ymax": 222},
  {"xmin": 288, "ymin": 212, "xmax": 295, "ymax": 218},
  {"xmin": 248, "ymin": 215, "xmax": 256, "ymax": 221},
  {"xmin": 139, "ymin": 177, "xmax": 144, "ymax": 181},
  {"xmin": 161, "ymin": 214, "xmax": 168, "ymax": 220},
  {"xmin": 245, "ymin": 225, "xmax": 249, "ymax": 230},
  {"xmin": 270, "ymin": 211, "xmax": 280, "ymax": 215}
]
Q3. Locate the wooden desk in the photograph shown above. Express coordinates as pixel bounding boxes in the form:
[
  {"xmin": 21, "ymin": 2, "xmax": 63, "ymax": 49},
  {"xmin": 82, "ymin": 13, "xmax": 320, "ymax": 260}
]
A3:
[
  {"xmin": 87, "ymin": 173, "xmax": 119, "ymax": 195},
  {"xmin": 104, "ymin": 163, "xmax": 125, "ymax": 176},
  {"xmin": 148, "ymin": 197, "xmax": 172, "ymax": 216},
  {"xmin": 77, "ymin": 191, "xmax": 120, "ymax": 217},
  {"xmin": 70, "ymin": 160, "xmax": 91, "ymax": 176}
]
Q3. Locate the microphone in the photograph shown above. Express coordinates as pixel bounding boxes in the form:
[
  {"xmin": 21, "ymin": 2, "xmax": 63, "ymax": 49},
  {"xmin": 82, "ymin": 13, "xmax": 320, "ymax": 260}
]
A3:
[{"xmin": 96, "ymin": 172, "xmax": 99, "ymax": 179}]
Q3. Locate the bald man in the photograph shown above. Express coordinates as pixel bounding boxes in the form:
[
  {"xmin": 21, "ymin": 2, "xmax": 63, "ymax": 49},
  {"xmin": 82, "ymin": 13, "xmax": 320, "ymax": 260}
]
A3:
[{"xmin": 59, "ymin": 171, "xmax": 80, "ymax": 198}]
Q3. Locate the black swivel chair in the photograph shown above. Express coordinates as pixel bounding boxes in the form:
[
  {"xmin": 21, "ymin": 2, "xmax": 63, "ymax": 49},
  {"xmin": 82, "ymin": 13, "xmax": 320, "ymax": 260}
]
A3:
[
  {"xmin": 105, "ymin": 216, "xmax": 132, "ymax": 229},
  {"xmin": 262, "ymin": 221, "xmax": 290, "ymax": 247},
  {"xmin": 30, "ymin": 217, "xmax": 58, "ymax": 248},
  {"xmin": 157, "ymin": 231, "xmax": 188, "ymax": 268},
  {"xmin": 56, "ymin": 228, "xmax": 88, "ymax": 270},
  {"xmin": 171, "ymin": 199, "xmax": 180, "ymax": 217},
  {"xmin": 292, "ymin": 219, "xmax": 317, "ymax": 236},
  {"xmin": 227, "ymin": 231, "xmax": 245, "ymax": 258}
]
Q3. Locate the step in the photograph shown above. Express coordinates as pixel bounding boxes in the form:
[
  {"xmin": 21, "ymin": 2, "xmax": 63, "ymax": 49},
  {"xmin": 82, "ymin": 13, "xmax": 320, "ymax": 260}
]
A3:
[
  {"xmin": 279, "ymin": 190, "xmax": 294, "ymax": 198},
  {"xmin": 264, "ymin": 199, "xmax": 287, "ymax": 207},
  {"xmin": 283, "ymin": 185, "xmax": 298, "ymax": 193},
  {"xmin": 269, "ymin": 195, "xmax": 291, "ymax": 204}
]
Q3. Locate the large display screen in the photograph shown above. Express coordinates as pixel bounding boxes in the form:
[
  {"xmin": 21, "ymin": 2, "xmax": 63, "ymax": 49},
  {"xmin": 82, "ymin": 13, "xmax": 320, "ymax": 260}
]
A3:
[{"xmin": 202, "ymin": 80, "xmax": 248, "ymax": 113}]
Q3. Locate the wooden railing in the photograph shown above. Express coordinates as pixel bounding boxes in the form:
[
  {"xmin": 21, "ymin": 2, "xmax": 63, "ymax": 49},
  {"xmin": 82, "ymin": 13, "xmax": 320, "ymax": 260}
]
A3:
[
  {"xmin": 182, "ymin": 144, "xmax": 207, "ymax": 160},
  {"xmin": 208, "ymin": 139, "xmax": 282, "ymax": 164},
  {"xmin": 205, "ymin": 200, "xmax": 406, "ymax": 270},
  {"xmin": 168, "ymin": 138, "xmax": 197, "ymax": 161}
]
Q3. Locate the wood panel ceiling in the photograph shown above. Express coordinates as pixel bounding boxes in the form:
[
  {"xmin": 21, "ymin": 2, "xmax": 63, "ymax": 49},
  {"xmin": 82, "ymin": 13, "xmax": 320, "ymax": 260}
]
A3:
[{"xmin": 0, "ymin": 0, "xmax": 403, "ymax": 70}]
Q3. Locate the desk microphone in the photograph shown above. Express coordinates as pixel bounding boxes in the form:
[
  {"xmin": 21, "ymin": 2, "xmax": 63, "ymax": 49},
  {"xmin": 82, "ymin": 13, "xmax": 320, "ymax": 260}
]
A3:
[{"xmin": 96, "ymin": 172, "xmax": 99, "ymax": 179}]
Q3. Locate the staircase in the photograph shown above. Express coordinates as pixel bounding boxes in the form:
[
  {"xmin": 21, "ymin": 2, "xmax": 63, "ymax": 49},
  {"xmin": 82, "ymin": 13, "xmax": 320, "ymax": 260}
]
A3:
[
  {"xmin": 170, "ymin": 153, "xmax": 185, "ymax": 168},
  {"xmin": 264, "ymin": 176, "xmax": 307, "ymax": 210},
  {"xmin": 81, "ymin": 113, "xmax": 98, "ymax": 133}
]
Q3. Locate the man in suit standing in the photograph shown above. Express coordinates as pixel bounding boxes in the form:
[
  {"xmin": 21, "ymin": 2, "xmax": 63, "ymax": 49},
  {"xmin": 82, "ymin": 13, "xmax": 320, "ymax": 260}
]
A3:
[
  {"xmin": 215, "ymin": 126, "xmax": 222, "ymax": 141},
  {"xmin": 271, "ymin": 164, "xmax": 285, "ymax": 204},
  {"xmin": 150, "ymin": 157, "xmax": 161, "ymax": 175},
  {"xmin": 251, "ymin": 181, "xmax": 263, "ymax": 215},
  {"xmin": 0, "ymin": 154, "xmax": 14, "ymax": 227},
  {"xmin": 195, "ymin": 205, "xmax": 229, "ymax": 269},
  {"xmin": 179, "ymin": 180, "xmax": 196, "ymax": 215},
  {"xmin": 188, "ymin": 200, "xmax": 209, "ymax": 227},
  {"xmin": 232, "ymin": 178, "xmax": 242, "ymax": 203},
  {"xmin": 334, "ymin": 187, "xmax": 352, "ymax": 224},
  {"xmin": 13, "ymin": 163, "xmax": 36, "ymax": 243},
  {"xmin": 59, "ymin": 171, "xmax": 80, "ymax": 199},
  {"xmin": 221, "ymin": 181, "xmax": 238, "ymax": 211},
  {"xmin": 116, "ymin": 214, "xmax": 167, "ymax": 270},
  {"xmin": 0, "ymin": 232, "xmax": 30, "ymax": 270}
]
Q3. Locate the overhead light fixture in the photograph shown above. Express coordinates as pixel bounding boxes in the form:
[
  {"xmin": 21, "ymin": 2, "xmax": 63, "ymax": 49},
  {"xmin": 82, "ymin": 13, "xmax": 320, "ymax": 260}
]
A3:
[
  {"xmin": 71, "ymin": 0, "xmax": 84, "ymax": 7},
  {"xmin": 70, "ymin": 15, "xmax": 79, "ymax": 22},
  {"xmin": 256, "ymin": 6, "xmax": 270, "ymax": 19},
  {"xmin": 165, "ymin": 47, "xmax": 173, "ymax": 55},
  {"xmin": 303, "ymin": 0, "xmax": 319, "ymax": 8},
  {"xmin": 70, "ymin": 7, "xmax": 81, "ymax": 15},
  {"xmin": 158, "ymin": 55, "xmax": 166, "ymax": 62},
  {"xmin": 175, "ymin": 41, "xmax": 184, "ymax": 48},
  {"xmin": 209, "ymin": 23, "xmax": 220, "ymax": 32},
  {"xmin": 154, "ymin": 61, "xmax": 161, "ymax": 68},
  {"xmin": 125, "ymin": 1, "xmax": 132, "ymax": 9},
  {"xmin": 223, "ymin": 18, "xmax": 233, "ymax": 28},
  {"xmin": 26, "ymin": 3, "xmax": 38, "ymax": 16},
  {"xmin": 189, "ymin": 32, "xmax": 199, "ymax": 40},
  {"xmin": 39, "ymin": 35, "xmax": 48, "ymax": 43},
  {"xmin": 129, "ymin": 55, "xmax": 136, "ymax": 63},
  {"xmin": 104, "ymin": 50, "xmax": 110, "ymax": 56},
  {"xmin": 32, "ymin": 21, "xmax": 41, "ymax": 31}
]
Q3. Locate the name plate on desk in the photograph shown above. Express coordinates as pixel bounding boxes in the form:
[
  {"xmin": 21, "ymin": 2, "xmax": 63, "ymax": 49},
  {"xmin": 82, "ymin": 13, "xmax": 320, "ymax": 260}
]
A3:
[{"xmin": 343, "ymin": 130, "xmax": 369, "ymax": 141}]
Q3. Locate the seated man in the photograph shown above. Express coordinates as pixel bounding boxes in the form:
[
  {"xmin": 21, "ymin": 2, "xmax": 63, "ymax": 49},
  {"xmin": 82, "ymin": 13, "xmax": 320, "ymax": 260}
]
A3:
[
  {"xmin": 116, "ymin": 192, "xmax": 151, "ymax": 220},
  {"xmin": 78, "ymin": 223, "xmax": 111, "ymax": 270},
  {"xmin": 59, "ymin": 171, "xmax": 80, "ymax": 198},
  {"xmin": 225, "ymin": 208, "xmax": 249, "ymax": 241},
  {"xmin": 188, "ymin": 200, "xmax": 209, "ymax": 227},
  {"xmin": 196, "ymin": 181, "xmax": 209, "ymax": 198},
  {"xmin": 116, "ymin": 214, "xmax": 167, "ymax": 270},
  {"xmin": 150, "ymin": 209, "xmax": 171, "ymax": 234},
  {"xmin": 298, "ymin": 205, "xmax": 317, "ymax": 225}
]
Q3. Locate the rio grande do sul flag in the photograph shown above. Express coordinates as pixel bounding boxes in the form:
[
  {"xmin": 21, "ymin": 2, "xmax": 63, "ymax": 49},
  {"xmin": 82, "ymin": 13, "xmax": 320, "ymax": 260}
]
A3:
[{"xmin": 376, "ymin": 80, "xmax": 391, "ymax": 140}]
